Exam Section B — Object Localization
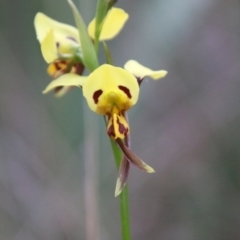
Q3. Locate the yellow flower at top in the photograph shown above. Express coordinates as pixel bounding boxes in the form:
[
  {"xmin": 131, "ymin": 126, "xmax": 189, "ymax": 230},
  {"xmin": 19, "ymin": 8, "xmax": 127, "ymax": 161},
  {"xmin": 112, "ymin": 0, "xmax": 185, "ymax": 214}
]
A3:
[
  {"xmin": 34, "ymin": 8, "xmax": 128, "ymax": 65},
  {"xmin": 34, "ymin": 13, "xmax": 80, "ymax": 64},
  {"xmin": 88, "ymin": 8, "xmax": 129, "ymax": 41},
  {"xmin": 34, "ymin": 8, "xmax": 129, "ymax": 96}
]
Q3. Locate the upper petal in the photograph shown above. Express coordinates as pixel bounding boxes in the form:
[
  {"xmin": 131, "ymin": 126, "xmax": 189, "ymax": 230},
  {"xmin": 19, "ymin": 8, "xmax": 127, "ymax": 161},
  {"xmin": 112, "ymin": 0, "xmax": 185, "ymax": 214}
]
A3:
[
  {"xmin": 124, "ymin": 60, "xmax": 168, "ymax": 80},
  {"xmin": 88, "ymin": 8, "xmax": 129, "ymax": 41},
  {"xmin": 82, "ymin": 64, "xmax": 139, "ymax": 114},
  {"xmin": 41, "ymin": 29, "xmax": 58, "ymax": 63},
  {"xmin": 43, "ymin": 73, "xmax": 87, "ymax": 94},
  {"xmin": 34, "ymin": 12, "xmax": 80, "ymax": 44}
]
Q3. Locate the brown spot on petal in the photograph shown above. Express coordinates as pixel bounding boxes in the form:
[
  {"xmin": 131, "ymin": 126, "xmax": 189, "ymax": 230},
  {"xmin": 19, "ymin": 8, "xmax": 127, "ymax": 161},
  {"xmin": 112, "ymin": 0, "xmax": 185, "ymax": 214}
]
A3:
[
  {"xmin": 93, "ymin": 90, "xmax": 103, "ymax": 104},
  {"xmin": 118, "ymin": 86, "xmax": 132, "ymax": 99},
  {"xmin": 54, "ymin": 62, "xmax": 61, "ymax": 71},
  {"xmin": 107, "ymin": 124, "xmax": 115, "ymax": 138},
  {"xmin": 117, "ymin": 117, "xmax": 128, "ymax": 135}
]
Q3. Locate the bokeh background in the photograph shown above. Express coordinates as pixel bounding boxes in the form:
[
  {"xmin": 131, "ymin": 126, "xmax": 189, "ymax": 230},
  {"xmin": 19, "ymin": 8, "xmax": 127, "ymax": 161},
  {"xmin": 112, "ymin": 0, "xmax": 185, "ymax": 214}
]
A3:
[{"xmin": 1, "ymin": 0, "xmax": 240, "ymax": 239}]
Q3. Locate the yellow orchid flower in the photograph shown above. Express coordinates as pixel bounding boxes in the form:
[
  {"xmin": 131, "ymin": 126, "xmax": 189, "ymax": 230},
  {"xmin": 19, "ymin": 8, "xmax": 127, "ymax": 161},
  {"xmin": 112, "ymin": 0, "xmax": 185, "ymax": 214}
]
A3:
[
  {"xmin": 124, "ymin": 60, "xmax": 168, "ymax": 83},
  {"xmin": 42, "ymin": 64, "xmax": 154, "ymax": 196},
  {"xmin": 43, "ymin": 64, "xmax": 139, "ymax": 139},
  {"xmin": 83, "ymin": 64, "xmax": 138, "ymax": 139},
  {"xmin": 35, "ymin": 1, "xmax": 167, "ymax": 197},
  {"xmin": 42, "ymin": 60, "xmax": 167, "ymax": 136},
  {"xmin": 34, "ymin": 13, "xmax": 83, "ymax": 96},
  {"xmin": 34, "ymin": 8, "xmax": 128, "ymax": 63},
  {"xmin": 34, "ymin": 8, "xmax": 128, "ymax": 96},
  {"xmin": 34, "ymin": 13, "xmax": 80, "ymax": 63}
]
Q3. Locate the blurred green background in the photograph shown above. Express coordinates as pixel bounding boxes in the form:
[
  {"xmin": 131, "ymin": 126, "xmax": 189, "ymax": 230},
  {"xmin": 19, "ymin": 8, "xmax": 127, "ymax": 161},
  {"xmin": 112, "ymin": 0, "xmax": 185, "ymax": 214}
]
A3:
[{"xmin": 1, "ymin": 0, "xmax": 240, "ymax": 239}]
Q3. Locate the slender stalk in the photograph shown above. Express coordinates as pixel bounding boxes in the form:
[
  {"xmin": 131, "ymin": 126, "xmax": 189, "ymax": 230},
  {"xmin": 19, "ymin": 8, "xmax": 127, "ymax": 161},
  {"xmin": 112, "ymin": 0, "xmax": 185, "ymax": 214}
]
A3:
[
  {"xmin": 110, "ymin": 138, "xmax": 131, "ymax": 240},
  {"xmin": 119, "ymin": 186, "xmax": 131, "ymax": 240}
]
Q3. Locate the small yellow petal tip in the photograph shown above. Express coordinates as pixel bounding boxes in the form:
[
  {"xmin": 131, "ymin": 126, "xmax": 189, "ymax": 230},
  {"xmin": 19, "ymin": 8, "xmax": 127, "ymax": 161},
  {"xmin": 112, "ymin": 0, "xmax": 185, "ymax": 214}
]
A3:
[
  {"xmin": 114, "ymin": 178, "xmax": 122, "ymax": 197},
  {"xmin": 88, "ymin": 8, "xmax": 129, "ymax": 41},
  {"xmin": 145, "ymin": 165, "xmax": 155, "ymax": 173},
  {"xmin": 124, "ymin": 60, "xmax": 168, "ymax": 80},
  {"xmin": 150, "ymin": 70, "xmax": 168, "ymax": 80}
]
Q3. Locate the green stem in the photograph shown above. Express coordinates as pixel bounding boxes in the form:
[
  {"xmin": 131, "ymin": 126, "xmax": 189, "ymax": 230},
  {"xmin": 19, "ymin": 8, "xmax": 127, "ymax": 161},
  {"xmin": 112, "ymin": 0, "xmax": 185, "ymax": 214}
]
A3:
[
  {"xmin": 110, "ymin": 139, "xmax": 131, "ymax": 240},
  {"xmin": 119, "ymin": 186, "xmax": 131, "ymax": 240}
]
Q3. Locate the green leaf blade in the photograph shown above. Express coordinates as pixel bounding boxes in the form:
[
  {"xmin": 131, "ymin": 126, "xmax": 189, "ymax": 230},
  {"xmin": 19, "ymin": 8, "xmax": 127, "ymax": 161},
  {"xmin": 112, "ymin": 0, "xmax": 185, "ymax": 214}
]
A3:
[{"xmin": 67, "ymin": 0, "xmax": 99, "ymax": 72}]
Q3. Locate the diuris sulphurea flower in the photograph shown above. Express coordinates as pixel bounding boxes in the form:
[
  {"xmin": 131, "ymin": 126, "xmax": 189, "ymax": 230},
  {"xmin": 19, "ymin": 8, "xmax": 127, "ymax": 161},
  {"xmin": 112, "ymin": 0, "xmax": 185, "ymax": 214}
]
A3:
[
  {"xmin": 43, "ymin": 61, "xmax": 168, "ymax": 140},
  {"xmin": 34, "ymin": 13, "xmax": 83, "ymax": 96},
  {"xmin": 82, "ymin": 64, "xmax": 157, "ymax": 196},
  {"xmin": 35, "ymin": 1, "xmax": 168, "ymax": 197},
  {"xmin": 82, "ymin": 64, "xmax": 139, "ymax": 139},
  {"xmin": 42, "ymin": 63, "xmax": 161, "ymax": 196},
  {"xmin": 34, "ymin": 8, "xmax": 128, "ymax": 96},
  {"xmin": 43, "ymin": 64, "xmax": 138, "ymax": 139}
]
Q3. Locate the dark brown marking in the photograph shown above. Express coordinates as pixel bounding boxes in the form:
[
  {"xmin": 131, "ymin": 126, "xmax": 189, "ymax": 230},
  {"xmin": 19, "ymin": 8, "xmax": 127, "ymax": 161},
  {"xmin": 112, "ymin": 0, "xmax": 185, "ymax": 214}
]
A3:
[
  {"xmin": 117, "ymin": 117, "xmax": 128, "ymax": 135},
  {"xmin": 54, "ymin": 60, "xmax": 67, "ymax": 71},
  {"xmin": 93, "ymin": 90, "xmax": 103, "ymax": 104},
  {"xmin": 117, "ymin": 117, "xmax": 124, "ymax": 134},
  {"xmin": 74, "ymin": 63, "xmax": 85, "ymax": 75},
  {"xmin": 54, "ymin": 62, "xmax": 61, "ymax": 71},
  {"xmin": 107, "ymin": 124, "xmax": 115, "ymax": 138},
  {"xmin": 118, "ymin": 86, "xmax": 132, "ymax": 99},
  {"xmin": 54, "ymin": 86, "xmax": 63, "ymax": 93}
]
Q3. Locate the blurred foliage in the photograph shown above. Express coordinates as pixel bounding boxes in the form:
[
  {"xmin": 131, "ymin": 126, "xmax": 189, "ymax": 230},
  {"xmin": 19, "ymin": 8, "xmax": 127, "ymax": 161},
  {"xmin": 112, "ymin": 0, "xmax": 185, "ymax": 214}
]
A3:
[{"xmin": 1, "ymin": 0, "xmax": 240, "ymax": 239}]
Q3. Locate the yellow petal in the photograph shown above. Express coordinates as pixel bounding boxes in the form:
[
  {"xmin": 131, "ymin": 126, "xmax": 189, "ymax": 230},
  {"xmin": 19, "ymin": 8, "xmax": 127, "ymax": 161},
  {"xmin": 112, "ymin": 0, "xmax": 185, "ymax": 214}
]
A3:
[
  {"xmin": 34, "ymin": 12, "xmax": 80, "ymax": 44},
  {"xmin": 82, "ymin": 64, "xmax": 139, "ymax": 114},
  {"xmin": 41, "ymin": 29, "xmax": 58, "ymax": 63},
  {"xmin": 43, "ymin": 73, "xmax": 87, "ymax": 94},
  {"xmin": 88, "ymin": 8, "xmax": 129, "ymax": 41},
  {"xmin": 34, "ymin": 12, "xmax": 80, "ymax": 60},
  {"xmin": 54, "ymin": 86, "xmax": 73, "ymax": 97},
  {"xmin": 124, "ymin": 60, "xmax": 168, "ymax": 80}
]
